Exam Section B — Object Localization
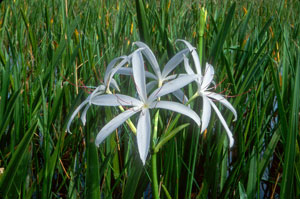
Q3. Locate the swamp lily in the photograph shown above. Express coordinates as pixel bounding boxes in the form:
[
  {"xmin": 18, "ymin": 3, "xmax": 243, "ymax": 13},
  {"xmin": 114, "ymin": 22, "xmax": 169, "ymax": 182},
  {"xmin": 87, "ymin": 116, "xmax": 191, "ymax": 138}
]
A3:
[
  {"xmin": 179, "ymin": 40, "xmax": 237, "ymax": 147},
  {"xmin": 91, "ymin": 48, "xmax": 200, "ymax": 164},
  {"xmin": 68, "ymin": 39, "xmax": 237, "ymax": 165},
  {"xmin": 117, "ymin": 41, "xmax": 190, "ymax": 103}
]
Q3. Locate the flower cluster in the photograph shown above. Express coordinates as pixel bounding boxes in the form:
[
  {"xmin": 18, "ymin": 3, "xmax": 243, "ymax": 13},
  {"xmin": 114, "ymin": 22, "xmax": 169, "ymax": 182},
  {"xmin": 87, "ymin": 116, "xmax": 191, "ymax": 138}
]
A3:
[{"xmin": 68, "ymin": 40, "xmax": 237, "ymax": 164}]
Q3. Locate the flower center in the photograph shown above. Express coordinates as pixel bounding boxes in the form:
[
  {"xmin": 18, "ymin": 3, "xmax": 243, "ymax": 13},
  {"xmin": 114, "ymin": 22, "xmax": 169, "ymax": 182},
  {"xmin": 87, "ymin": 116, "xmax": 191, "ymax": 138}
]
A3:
[{"xmin": 143, "ymin": 103, "xmax": 149, "ymax": 109}]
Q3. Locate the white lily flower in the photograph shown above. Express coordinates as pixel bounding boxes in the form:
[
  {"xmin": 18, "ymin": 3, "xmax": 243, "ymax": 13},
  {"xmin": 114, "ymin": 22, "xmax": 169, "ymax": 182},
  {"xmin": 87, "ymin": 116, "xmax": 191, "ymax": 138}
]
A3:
[
  {"xmin": 92, "ymin": 48, "xmax": 200, "ymax": 164},
  {"xmin": 178, "ymin": 39, "xmax": 237, "ymax": 147},
  {"xmin": 116, "ymin": 41, "xmax": 190, "ymax": 104},
  {"xmin": 67, "ymin": 56, "xmax": 130, "ymax": 133}
]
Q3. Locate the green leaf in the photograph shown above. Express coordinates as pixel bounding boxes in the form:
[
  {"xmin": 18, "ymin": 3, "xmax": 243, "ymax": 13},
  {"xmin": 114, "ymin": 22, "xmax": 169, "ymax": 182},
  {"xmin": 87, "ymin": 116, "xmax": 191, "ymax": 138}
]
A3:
[
  {"xmin": 280, "ymin": 50, "xmax": 300, "ymax": 199},
  {"xmin": 86, "ymin": 131, "xmax": 100, "ymax": 199},
  {"xmin": 258, "ymin": 129, "xmax": 280, "ymax": 178},
  {"xmin": 20, "ymin": 8, "xmax": 37, "ymax": 54},
  {"xmin": 246, "ymin": 148, "xmax": 257, "ymax": 199},
  {"xmin": 0, "ymin": 120, "xmax": 38, "ymax": 197},
  {"xmin": 135, "ymin": 0, "xmax": 150, "ymax": 44},
  {"xmin": 161, "ymin": 183, "xmax": 172, "ymax": 199},
  {"xmin": 154, "ymin": 123, "xmax": 189, "ymax": 153},
  {"xmin": 123, "ymin": 155, "xmax": 145, "ymax": 199},
  {"xmin": 209, "ymin": 3, "xmax": 236, "ymax": 65},
  {"xmin": 239, "ymin": 181, "xmax": 248, "ymax": 199}
]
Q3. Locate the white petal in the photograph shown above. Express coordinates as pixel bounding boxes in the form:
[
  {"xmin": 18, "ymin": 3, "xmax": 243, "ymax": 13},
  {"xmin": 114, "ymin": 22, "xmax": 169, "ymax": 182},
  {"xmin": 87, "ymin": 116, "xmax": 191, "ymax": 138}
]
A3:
[
  {"xmin": 172, "ymin": 89, "xmax": 189, "ymax": 105},
  {"xmin": 116, "ymin": 67, "xmax": 157, "ymax": 80},
  {"xmin": 81, "ymin": 85, "xmax": 105, "ymax": 124},
  {"xmin": 95, "ymin": 109, "xmax": 138, "ymax": 146},
  {"xmin": 146, "ymin": 81, "xmax": 158, "ymax": 94},
  {"xmin": 163, "ymin": 74, "xmax": 177, "ymax": 81},
  {"xmin": 176, "ymin": 39, "xmax": 202, "ymax": 76},
  {"xmin": 183, "ymin": 54, "xmax": 195, "ymax": 75},
  {"xmin": 88, "ymin": 85, "xmax": 106, "ymax": 105},
  {"xmin": 134, "ymin": 41, "xmax": 162, "ymax": 79},
  {"xmin": 104, "ymin": 56, "xmax": 125, "ymax": 85},
  {"xmin": 68, "ymin": 86, "xmax": 105, "ymax": 133},
  {"xmin": 137, "ymin": 109, "xmax": 151, "ymax": 165},
  {"xmin": 201, "ymin": 63, "xmax": 214, "ymax": 90},
  {"xmin": 80, "ymin": 85, "xmax": 105, "ymax": 125},
  {"xmin": 115, "ymin": 67, "xmax": 133, "ymax": 75},
  {"xmin": 201, "ymin": 95, "xmax": 211, "ymax": 133},
  {"xmin": 109, "ymin": 58, "xmax": 129, "ymax": 77},
  {"xmin": 109, "ymin": 78, "xmax": 120, "ymax": 92},
  {"xmin": 148, "ymin": 74, "xmax": 197, "ymax": 102},
  {"xmin": 204, "ymin": 92, "xmax": 237, "ymax": 121},
  {"xmin": 208, "ymin": 100, "xmax": 234, "ymax": 147},
  {"xmin": 151, "ymin": 101, "xmax": 200, "ymax": 126},
  {"xmin": 67, "ymin": 100, "xmax": 89, "ymax": 133},
  {"xmin": 161, "ymin": 48, "xmax": 189, "ymax": 78},
  {"xmin": 80, "ymin": 103, "xmax": 90, "ymax": 125},
  {"xmin": 91, "ymin": 94, "xmax": 142, "ymax": 107},
  {"xmin": 132, "ymin": 50, "xmax": 147, "ymax": 102},
  {"xmin": 107, "ymin": 58, "xmax": 129, "ymax": 89}
]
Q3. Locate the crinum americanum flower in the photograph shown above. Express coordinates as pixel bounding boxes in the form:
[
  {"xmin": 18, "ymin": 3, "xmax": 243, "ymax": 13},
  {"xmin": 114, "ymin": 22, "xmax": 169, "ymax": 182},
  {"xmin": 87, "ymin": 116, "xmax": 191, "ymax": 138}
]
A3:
[
  {"xmin": 90, "ymin": 48, "xmax": 200, "ymax": 164},
  {"xmin": 178, "ymin": 39, "xmax": 237, "ymax": 147}
]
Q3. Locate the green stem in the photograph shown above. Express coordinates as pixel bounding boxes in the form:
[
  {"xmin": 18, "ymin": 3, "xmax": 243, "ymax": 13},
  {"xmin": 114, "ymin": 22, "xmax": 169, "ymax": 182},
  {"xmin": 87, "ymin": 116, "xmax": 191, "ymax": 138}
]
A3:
[
  {"xmin": 107, "ymin": 89, "xmax": 137, "ymax": 135},
  {"xmin": 118, "ymin": 105, "xmax": 136, "ymax": 135},
  {"xmin": 151, "ymin": 110, "xmax": 160, "ymax": 199},
  {"xmin": 198, "ymin": 7, "xmax": 207, "ymax": 65}
]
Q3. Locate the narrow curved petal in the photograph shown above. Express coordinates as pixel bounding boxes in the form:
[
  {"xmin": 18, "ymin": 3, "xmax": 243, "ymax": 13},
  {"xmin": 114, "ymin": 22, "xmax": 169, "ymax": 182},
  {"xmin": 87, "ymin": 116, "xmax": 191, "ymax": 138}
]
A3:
[
  {"xmin": 107, "ymin": 58, "xmax": 129, "ymax": 89},
  {"xmin": 137, "ymin": 109, "xmax": 151, "ymax": 165},
  {"xmin": 145, "ymin": 70, "xmax": 158, "ymax": 80},
  {"xmin": 183, "ymin": 54, "xmax": 195, "ymax": 75},
  {"xmin": 201, "ymin": 63, "xmax": 214, "ymax": 90},
  {"xmin": 146, "ymin": 81, "xmax": 158, "ymax": 94},
  {"xmin": 152, "ymin": 101, "xmax": 200, "ymax": 126},
  {"xmin": 134, "ymin": 41, "xmax": 162, "ymax": 79},
  {"xmin": 104, "ymin": 56, "xmax": 125, "ymax": 84},
  {"xmin": 162, "ymin": 48, "xmax": 189, "ymax": 78},
  {"xmin": 116, "ymin": 67, "xmax": 158, "ymax": 80},
  {"xmin": 109, "ymin": 78, "xmax": 120, "ymax": 92},
  {"xmin": 67, "ymin": 100, "xmax": 89, "ymax": 133},
  {"xmin": 132, "ymin": 50, "xmax": 147, "ymax": 102},
  {"xmin": 95, "ymin": 109, "xmax": 138, "ymax": 146},
  {"xmin": 68, "ymin": 85, "xmax": 105, "ymax": 133},
  {"xmin": 208, "ymin": 100, "xmax": 234, "ymax": 147},
  {"xmin": 201, "ymin": 95, "xmax": 211, "ymax": 133},
  {"xmin": 204, "ymin": 92, "xmax": 237, "ymax": 121},
  {"xmin": 72, "ymin": 85, "xmax": 106, "ymax": 127},
  {"xmin": 88, "ymin": 85, "xmax": 106, "ymax": 105},
  {"xmin": 91, "ymin": 94, "xmax": 142, "ymax": 107},
  {"xmin": 148, "ymin": 74, "xmax": 197, "ymax": 102},
  {"xmin": 163, "ymin": 74, "xmax": 177, "ymax": 81},
  {"xmin": 80, "ymin": 103, "xmax": 90, "ymax": 125},
  {"xmin": 115, "ymin": 67, "xmax": 133, "ymax": 76},
  {"xmin": 176, "ymin": 39, "xmax": 201, "ymax": 76},
  {"xmin": 172, "ymin": 89, "xmax": 189, "ymax": 104}
]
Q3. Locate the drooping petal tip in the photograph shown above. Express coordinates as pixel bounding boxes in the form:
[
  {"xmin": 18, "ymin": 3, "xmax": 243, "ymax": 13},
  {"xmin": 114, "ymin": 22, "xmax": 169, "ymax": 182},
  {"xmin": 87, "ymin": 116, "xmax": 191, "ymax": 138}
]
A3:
[{"xmin": 136, "ymin": 109, "xmax": 151, "ymax": 165}]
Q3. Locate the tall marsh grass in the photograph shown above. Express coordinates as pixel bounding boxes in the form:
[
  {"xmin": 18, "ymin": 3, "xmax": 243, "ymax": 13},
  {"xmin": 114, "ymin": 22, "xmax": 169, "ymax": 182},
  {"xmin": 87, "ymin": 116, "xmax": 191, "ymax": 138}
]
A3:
[{"xmin": 0, "ymin": 0, "xmax": 299, "ymax": 198}]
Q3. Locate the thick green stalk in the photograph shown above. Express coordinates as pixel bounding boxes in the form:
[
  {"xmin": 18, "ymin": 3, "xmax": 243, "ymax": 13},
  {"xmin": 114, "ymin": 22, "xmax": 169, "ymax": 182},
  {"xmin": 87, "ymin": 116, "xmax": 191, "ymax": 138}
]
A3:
[
  {"xmin": 198, "ymin": 7, "xmax": 207, "ymax": 65},
  {"xmin": 151, "ymin": 110, "xmax": 160, "ymax": 199},
  {"xmin": 187, "ymin": 9, "xmax": 207, "ymax": 197}
]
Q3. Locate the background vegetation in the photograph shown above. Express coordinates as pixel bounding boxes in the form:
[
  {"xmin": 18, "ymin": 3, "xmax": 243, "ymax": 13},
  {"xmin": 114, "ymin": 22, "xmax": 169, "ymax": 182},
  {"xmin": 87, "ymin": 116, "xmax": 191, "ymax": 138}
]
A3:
[{"xmin": 0, "ymin": 0, "xmax": 299, "ymax": 198}]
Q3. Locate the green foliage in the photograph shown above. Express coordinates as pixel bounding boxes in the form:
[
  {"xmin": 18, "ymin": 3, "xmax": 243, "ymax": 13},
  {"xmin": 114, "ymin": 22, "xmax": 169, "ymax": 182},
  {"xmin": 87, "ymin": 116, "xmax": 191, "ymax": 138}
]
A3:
[{"xmin": 0, "ymin": 0, "xmax": 299, "ymax": 198}]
